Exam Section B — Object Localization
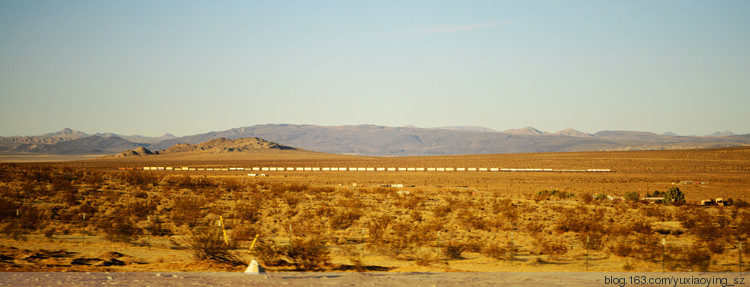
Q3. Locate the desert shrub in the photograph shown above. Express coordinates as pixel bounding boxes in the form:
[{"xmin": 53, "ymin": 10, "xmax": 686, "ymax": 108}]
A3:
[
  {"xmin": 594, "ymin": 193, "xmax": 608, "ymax": 201},
  {"xmin": 525, "ymin": 221, "xmax": 544, "ymax": 233},
  {"xmin": 580, "ymin": 192, "xmax": 593, "ymax": 204},
  {"xmin": 230, "ymin": 225, "xmax": 259, "ymax": 242},
  {"xmin": 678, "ymin": 244, "xmax": 712, "ymax": 272},
  {"xmin": 121, "ymin": 170, "xmax": 158, "ymax": 188},
  {"xmin": 222, "ymin": 179, "xmax": 244, "ymax": 192},
  {"xmin": 286, "ymin": 236, "xmax": 331, "ymax": 271},
  {"xmin": 539, "ymin": 239, "xmax": 568, "ymax": 260},
  {"xmin": 580, "ymin": 232, "xmax": 604, "ymax": 250},
  {"xmin": 640, "ymin": 205, "xmax": 669, "ymax": 220},
  {"xmin": 537, "ymin": 189, "xmax": 574, "ymax": 200},
  {"xmin": 329, "ymin": 209, "xmax": 362, "ymax": 230},
  {"xmin": 234, "ymin": 201, "xmax": 261, "ymax": 223},
  {"xmin": 83, "ymin": 171, "xmax": 105, "ymax": 190},
  {"xmin": 270, "ymin": 182, "xmax": 307, "ymax": 194},
  {"xmin": 188, "ymin": 226, "xmax": 241, "ymax": 264},
  {"xmin": 43, "ymin": 226, "xmax": 56, "ymax": 238},
  {"xmin": 126, "ymin": 199, "xmax": 158, "ymax": 219},
  {"xmin": 397, "ymin": 195, "xmax": 424, "ymax": 209},
  {"xmin": 629, "ymin": 220, "xmax": 652, "ymax": 234},
  {"xmin": 409, "ymin": 210, "xmax": 423, "ymax": 222},
  {"xmin": 0, "ymin": 198, "xmax": 20, "ymax": 219},
  {"xmin": 0, "ymin": 202, "xmax": 41, "ymax": 238},
  {"xmin": 555, "ymin": 206, "xmax": 604, "ymax": 233},
  {"xmin": 692, "ymin": 218, "xmax": 722, "ymax": 242},
  {"xmin": 663, "ymin": 187, "xmax": 685, "ymax": 204},
  {"xmin": 336, "ymin": 197, "xmax": 364, "ymax": 209},
  {"xmin": 415, "ymin": 252, "xmax": 440, "ymax": 266},
  {"xmin": 171, "ymin": 196, "xmax": 205, "ymax": 227},
  {"xmin": 442, "ymin": 241, "xmax": 466, "ymax": 259},
  {"xmin": 647, "ymin": 190, "xmax": 665, "ymax": 198},
  {"xmin": 482, "ymin": 243, "xmax": 507, "ymax": 260},
  {"xmin": 632, "ymin": 234, "xmax": 662, "ymax": 262},
  {"xmin": 734, "ymin": 199, "xmax": 749, "ymax": 207},
  {"xmin": 280, "ymin": 192, "xmax": 301, "ymax": 209},
  {"xmin": 737, "ymin": 212, "xmax": 750, "ymax": 237},
  {"xmin": 132, "ymin": 190, "xmax": 148, "ymax": 199},
  {"xmin": 624, "ymin": 191, "xmax": 640, "ymax": 202},
  {"xmin": 146, "ymin": 217, "xmax": 173, "ymax": 236},
  {"xmin": 706, "ymin": 240, "xmax": 725, "ymax": 254},
  {"xmin": 611, "ymin": 241, "xmax": 633, "ymax": 257},
  {"xmin": 97, "ymin": 215, "xmax": 140, "ymax": 243},
  {"xmin": 459, "ymin": 212, "xmax": 487, "ymax": 230},
  {"xmin": 490, "ymin": 198, "xmax": 512, "ymax": 214},
  {"xmin": 308, "ymin": 186, "xmax": 335, "ymax": 194},
  {"xmin": 253, "ymin": 239, "xmax": 288, "ymax": 266},
  {"xmin": 433, "ymin": 204, "xmax": 452, "ymax": 217},
  {"xmin": 314, "ymin": 205, "xmax": 334, "ymax": 217},
  {"xmin": 381, "ymin": 221, "xmax": 416, "ymax": 258}
]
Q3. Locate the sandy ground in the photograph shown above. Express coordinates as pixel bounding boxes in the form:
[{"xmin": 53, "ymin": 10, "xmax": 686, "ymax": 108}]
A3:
[{"xmin": 0, "ymin": 272, "xmax": 746, "ymax": 287}]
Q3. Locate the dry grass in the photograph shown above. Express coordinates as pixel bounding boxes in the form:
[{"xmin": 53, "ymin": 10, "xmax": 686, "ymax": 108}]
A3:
[{"xmin": 0, "ymin": 147, "xmax": 749, "ymax": 272}]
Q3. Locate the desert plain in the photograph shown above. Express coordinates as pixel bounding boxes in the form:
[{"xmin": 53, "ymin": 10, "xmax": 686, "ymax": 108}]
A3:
[{"xmin": 0, "ymin": 146, "xmax": 749, "ymax": 285}]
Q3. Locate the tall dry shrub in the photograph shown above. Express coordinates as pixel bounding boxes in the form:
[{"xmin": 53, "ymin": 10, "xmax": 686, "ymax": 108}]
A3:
[
  {"xmin": 171, "ymin": 195, "xmax": 205, "ymax": 227},
  {"xmin": 187, "ymin": 226, "xmax": 242, "ymax": 264},
  {"xmin": 286, "ymin": 236, "xmax": 331, "ymax": 271}
]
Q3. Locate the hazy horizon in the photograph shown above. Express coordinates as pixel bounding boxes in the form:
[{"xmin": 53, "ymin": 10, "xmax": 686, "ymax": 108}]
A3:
[
  {"xmin": 2, "ymin": 1, "xmax": 749, "ymax": 137},
  {"xmin": 2, "ymin": 123, "xmax": 745, "ymax": 139}
]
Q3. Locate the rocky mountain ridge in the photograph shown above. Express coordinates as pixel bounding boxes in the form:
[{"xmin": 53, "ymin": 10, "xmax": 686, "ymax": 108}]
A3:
[{"xmin": 2, "ymin": 126, "xmax": 749, "ymax": 157}]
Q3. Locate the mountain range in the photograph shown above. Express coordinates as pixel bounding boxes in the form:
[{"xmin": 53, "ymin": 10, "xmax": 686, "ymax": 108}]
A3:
[{"xmin": 1, "ymin": 125, "xmax": 749, "ymax": 157}]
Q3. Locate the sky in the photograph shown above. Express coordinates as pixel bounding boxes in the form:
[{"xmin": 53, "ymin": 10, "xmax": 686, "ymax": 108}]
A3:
[{"xmin": 1, "ymin": 0, "xmax": 748, "ymax": 137}]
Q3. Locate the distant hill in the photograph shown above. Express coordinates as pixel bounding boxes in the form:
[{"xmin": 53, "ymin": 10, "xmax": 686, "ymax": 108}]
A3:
[
  {"xmin": 708, "ymin": 130, "xmax": 736, "ymax": 137},
  {"xmin": 553, "ymin": 128, "xmax": 592, "ymax": 137},
  {"xmin": 3, "ymin": 125, "xmax": 750, "ymax": 157},
  {"xmin": 4, "ymin": 135, "xmax": 144, "ymax": 154},
  {"xmin": 110, "ymin": 137, "xmax": 295, "ymax": 158},
  {"xmin": 160, "ymin": 137, "xmax": 295, "ymax": 154},
  {"xmin": 111, "ymin": 147, "xmax": 155, "ymax": 158},
  {"xmin": 147, "ymin": 124, "xmax": 750, "ymax": 156},
  {"xmin": 435, "ymin": 126, "xmax": 497, "ymax": 132},
  {"xmin": 0, "ymin": 129, "xmax": 170, "ymax": 155},
  {"xmin": 503, "ymin": 126, "xmax": 546, "ymax": 136}
]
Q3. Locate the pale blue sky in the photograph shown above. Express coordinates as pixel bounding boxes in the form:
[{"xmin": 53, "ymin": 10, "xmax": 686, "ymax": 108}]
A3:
[{"xmin": 1, "ymin": 0, "xmax": 748, "ymax": 137}]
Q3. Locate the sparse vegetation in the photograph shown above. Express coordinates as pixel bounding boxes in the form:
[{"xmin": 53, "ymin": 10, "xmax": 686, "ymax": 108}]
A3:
[{"xmin": 1, "ymin": 146, "xmax": 749, "ymax": 272}]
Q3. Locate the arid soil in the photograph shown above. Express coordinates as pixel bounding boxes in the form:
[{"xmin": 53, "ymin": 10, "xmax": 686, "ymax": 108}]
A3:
[{"xmin": 1, "ymin": 147, "xmax": 748, "ymax": 283}]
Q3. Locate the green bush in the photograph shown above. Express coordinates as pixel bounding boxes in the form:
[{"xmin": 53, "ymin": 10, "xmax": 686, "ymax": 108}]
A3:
[
  {"xmin": 624, "ymin": 191, "xmax": 640, "ymax": 202},
  {"xmin": 663, "ymin": 187, "xmax": 685, "ymax": 204}
]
